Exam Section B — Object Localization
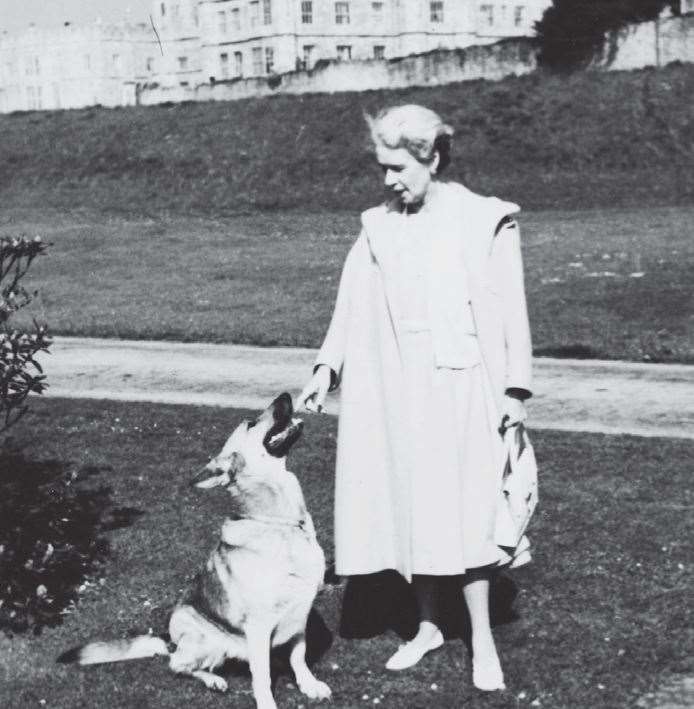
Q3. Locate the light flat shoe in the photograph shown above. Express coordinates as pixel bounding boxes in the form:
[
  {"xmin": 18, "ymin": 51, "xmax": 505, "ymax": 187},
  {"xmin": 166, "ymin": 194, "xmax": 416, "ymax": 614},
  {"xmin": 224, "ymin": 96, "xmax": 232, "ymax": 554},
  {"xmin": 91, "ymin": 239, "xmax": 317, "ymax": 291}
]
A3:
[
  {"xmin": 385, "ymin": 631, "xmax": 444, "ymax": 671},
  {"xmin": 472, "ymin": 655, "xmax": 506, "ymax": 691}
]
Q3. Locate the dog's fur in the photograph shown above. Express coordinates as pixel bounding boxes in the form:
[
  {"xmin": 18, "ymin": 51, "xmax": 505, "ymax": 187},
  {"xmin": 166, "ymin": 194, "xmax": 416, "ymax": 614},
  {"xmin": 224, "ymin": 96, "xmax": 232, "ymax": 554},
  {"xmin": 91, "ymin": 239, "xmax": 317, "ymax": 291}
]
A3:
[{"xmin": 59, "ymin": 393, "xmax": 330, "ymax": 709}]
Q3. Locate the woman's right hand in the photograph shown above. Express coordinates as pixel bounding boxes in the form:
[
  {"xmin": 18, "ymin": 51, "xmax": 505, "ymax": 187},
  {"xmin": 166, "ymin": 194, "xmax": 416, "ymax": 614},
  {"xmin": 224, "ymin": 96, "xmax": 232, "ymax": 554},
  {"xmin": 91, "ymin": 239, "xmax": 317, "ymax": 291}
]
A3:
[{"xmin": 297, "ymin": 365, "xmax": 332, "ymax": 413}]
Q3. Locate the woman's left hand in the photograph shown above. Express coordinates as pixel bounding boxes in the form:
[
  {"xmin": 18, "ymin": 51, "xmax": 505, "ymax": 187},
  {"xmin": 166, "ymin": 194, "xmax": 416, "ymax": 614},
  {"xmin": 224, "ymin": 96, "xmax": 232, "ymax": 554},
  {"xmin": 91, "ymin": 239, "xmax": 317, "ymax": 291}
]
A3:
[{"xmin": 500, "ymin": 395, "xmax": 527, "ymax": 433}]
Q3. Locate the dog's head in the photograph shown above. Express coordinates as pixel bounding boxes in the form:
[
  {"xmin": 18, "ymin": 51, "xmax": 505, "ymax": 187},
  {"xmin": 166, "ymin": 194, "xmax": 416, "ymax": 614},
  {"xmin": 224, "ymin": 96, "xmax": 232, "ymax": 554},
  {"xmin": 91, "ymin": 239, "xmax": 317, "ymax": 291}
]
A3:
[{"xmin": 191, "ymin": 392, "xmax": 303, "ymax": 489}]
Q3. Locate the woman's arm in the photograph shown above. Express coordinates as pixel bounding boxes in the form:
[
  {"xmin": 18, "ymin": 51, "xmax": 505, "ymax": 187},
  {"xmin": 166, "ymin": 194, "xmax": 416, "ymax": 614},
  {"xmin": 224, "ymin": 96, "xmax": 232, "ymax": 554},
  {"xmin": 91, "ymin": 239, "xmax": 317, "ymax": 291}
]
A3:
[
  {"xmin": 298, "ymin": 234, "xmax": 364, "ymax": 411},
  {"xmin": 492, "ymin": 218, "xmax": 533, "ymax": 397}
]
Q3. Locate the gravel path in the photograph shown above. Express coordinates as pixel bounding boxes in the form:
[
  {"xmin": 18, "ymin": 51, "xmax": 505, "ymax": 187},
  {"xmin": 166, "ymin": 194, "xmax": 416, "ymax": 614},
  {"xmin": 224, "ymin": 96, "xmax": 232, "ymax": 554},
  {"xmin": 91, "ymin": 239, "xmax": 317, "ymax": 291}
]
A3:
[{"xmin": 37, "ymin": 336, "xmax": 694, "ymax": 439}]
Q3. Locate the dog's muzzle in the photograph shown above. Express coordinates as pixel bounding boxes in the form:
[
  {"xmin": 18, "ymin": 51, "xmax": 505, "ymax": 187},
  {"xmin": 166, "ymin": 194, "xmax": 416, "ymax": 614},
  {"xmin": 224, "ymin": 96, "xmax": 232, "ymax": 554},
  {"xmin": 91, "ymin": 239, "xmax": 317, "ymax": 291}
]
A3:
[{"xmin": 262, "ymin": 393, "xmax": 303, "ymax": 457}]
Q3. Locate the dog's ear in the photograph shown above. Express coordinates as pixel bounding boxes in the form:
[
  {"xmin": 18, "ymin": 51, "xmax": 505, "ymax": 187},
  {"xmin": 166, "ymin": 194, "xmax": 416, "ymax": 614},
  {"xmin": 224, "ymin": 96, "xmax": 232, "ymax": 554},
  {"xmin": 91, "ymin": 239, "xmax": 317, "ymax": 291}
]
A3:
[{"xmin": 191, "ymin": 452, "xmax": 246, "ymax": 489}]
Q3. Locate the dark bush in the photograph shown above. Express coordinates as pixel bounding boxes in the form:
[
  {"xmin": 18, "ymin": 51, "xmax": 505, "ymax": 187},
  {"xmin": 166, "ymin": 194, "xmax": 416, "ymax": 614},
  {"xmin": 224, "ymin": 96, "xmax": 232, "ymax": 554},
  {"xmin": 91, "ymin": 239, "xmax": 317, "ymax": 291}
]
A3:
[
  {"xmin": 536, "ymin": 0, "xmax": 679, "ymax": 71},
  {"xmin": 0, "ymin": 449, "xmax": 143, "ymax": 635}
]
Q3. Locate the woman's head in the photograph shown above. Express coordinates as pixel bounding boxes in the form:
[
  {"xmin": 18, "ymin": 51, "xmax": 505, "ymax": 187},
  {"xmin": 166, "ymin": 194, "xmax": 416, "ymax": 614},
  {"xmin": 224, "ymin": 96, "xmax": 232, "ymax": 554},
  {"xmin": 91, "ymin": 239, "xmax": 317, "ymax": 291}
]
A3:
[{"xmin": 366, "ymin": 104, "xmax": 454, "ymax": 205}]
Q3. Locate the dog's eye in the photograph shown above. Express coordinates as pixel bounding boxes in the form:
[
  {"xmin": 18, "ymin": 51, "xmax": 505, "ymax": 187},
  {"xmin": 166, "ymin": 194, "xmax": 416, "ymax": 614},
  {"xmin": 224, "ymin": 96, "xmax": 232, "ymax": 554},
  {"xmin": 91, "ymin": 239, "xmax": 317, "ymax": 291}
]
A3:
[{"xmin": 246, "ymin": 419, "xmax": 257, "ymax": 430}]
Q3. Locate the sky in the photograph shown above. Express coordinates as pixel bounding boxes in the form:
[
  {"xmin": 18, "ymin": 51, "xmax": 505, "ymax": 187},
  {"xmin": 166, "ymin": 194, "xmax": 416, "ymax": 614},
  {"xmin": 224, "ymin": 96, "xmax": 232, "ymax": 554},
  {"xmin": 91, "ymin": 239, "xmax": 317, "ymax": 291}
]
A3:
[{"xmin": 0, "ymin": 0, "xmax": 153, "ymax": 33}]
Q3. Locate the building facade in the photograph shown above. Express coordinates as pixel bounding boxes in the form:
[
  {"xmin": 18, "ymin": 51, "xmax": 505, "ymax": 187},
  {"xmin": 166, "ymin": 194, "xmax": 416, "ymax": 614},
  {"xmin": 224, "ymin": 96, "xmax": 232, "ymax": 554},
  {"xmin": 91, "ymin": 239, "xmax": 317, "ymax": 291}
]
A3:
[
  {"xmin": 0, "ymin": 0, "xmax": 552, "ymax": 112},
  {"xmin": 0, "ymin": 21, "xmax": 155, "ymax": 112},
  {"xmin": 192, "ymin": 0, "xmax": 551, "ymax": 83}
]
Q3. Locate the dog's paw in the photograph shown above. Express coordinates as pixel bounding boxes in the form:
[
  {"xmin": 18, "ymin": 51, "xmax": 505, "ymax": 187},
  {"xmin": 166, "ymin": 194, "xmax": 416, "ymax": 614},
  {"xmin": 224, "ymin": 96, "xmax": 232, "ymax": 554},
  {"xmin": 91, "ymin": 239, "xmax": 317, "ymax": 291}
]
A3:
[
  {"xmin": 298, "ymin": 677, "xmax": 332, "ymax": 701},
  {"xmin": 201, "ymin": 674, "xmax": 229, "ymax": 693}
]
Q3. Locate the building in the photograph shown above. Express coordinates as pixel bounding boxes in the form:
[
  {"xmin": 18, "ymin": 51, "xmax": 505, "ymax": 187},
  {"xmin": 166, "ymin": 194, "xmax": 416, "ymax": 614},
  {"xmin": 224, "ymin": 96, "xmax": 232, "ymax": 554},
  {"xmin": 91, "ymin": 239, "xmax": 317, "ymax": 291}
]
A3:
[
  {"xmin": 148, "ymin": 0, "xmax": 551, "ymax": 89},
  {"xmin": 0, "ymin": 1, "xmax": 552, "ymax": 112},
  {"xmin": 0, "ymin": 20, "xmax": 155, "ymax": 112}
]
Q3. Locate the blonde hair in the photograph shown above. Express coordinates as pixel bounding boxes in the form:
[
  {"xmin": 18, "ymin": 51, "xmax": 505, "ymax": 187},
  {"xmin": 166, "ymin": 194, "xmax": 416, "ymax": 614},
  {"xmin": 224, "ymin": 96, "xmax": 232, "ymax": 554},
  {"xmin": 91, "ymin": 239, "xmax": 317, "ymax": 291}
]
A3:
[{"xmin": 365, "ymin": 104, "xmax": 454, "ymax": 173}]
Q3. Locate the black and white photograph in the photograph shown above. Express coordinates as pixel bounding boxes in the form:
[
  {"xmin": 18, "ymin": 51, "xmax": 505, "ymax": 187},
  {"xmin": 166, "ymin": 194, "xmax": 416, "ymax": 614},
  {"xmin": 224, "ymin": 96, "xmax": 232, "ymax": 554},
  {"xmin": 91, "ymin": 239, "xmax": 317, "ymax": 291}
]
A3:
[{"xmin": 0, "ymin": 1, "xmax": 692, "ymax": 707}]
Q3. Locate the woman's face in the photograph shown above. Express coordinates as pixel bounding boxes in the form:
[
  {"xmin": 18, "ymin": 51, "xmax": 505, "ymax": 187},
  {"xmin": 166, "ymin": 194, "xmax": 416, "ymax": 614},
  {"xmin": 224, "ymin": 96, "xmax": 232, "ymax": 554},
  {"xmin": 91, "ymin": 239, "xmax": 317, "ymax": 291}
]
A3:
[{"xmin": 376, "ymin": 144, "xmax": 437, "ymax": 206}]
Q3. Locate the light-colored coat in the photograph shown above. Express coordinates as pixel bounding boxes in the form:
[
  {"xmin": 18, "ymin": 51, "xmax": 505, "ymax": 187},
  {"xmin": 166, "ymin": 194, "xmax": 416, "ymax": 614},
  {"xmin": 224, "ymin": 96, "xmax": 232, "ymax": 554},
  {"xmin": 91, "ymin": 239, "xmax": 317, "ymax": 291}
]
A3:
[{"xmin": 316, "ymin": 182, "xmax": 532, "ymax": 579}]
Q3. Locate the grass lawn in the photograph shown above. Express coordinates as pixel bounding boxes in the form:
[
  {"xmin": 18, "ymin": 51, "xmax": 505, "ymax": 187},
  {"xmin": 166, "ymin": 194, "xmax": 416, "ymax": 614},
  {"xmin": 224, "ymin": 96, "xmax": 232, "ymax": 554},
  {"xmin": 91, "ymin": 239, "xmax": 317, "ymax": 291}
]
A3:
[
  {"xmin": 1, "ymin": 397, "xmax": 692, "ymax": 708},
  {"xmin": 3, "ymin": 203, "xmax": 693, "ymax": 363},
  {"xmin": 1, "ymin": 64, "xmax": 692, "ymax": 214}
]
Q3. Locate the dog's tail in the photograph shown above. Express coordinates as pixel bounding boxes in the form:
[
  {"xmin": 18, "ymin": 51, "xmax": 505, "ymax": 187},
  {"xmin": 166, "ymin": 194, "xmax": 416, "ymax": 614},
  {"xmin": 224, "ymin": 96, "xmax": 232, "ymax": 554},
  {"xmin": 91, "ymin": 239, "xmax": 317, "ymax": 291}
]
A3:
[{"xmin": 57, "ymin": 634, "xmax": 170, "ymax": 665}]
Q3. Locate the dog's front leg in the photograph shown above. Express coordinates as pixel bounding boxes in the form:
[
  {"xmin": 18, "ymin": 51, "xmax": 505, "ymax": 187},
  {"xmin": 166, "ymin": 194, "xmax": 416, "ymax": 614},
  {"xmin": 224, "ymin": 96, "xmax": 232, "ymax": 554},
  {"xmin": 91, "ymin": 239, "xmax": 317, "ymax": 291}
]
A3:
[
  {"xmin": 245, "ymin": 623, "xmax": 276, "ymax": 709},
  {"xmin": 289, "ymin": 635, "xmax": 332, "ymax": 701}
]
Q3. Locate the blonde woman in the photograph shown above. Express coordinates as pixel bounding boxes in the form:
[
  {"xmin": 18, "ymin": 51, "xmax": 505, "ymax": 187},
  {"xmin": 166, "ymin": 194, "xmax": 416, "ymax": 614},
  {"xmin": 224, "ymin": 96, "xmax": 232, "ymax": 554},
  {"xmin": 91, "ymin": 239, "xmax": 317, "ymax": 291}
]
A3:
[{"xmin": 299, "ymin": 104, "xmax": 532, "ymax": 691}]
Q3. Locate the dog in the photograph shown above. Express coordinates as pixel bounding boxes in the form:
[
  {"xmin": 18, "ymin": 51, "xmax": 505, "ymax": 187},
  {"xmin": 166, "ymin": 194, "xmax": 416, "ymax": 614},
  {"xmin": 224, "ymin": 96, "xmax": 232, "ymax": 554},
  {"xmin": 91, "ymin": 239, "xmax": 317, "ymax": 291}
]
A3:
[{"xmin": 59, "ymin": 393, "xmax": 331, "ymax": 709}]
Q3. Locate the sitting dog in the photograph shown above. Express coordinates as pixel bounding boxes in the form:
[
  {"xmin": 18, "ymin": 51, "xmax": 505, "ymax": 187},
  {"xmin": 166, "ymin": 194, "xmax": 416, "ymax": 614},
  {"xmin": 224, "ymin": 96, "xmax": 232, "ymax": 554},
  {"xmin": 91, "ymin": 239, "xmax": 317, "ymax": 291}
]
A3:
[{"xmin": 59, "ymin": 393, "xmax": 331, "ymax": 709}]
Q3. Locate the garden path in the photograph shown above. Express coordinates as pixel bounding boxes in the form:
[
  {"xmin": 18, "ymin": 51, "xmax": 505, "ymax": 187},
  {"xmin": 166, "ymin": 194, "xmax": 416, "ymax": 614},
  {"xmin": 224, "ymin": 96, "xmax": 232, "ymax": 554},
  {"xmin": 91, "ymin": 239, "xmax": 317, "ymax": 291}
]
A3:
[{"xmin": 37, "ymin": 336, "xmax": 694, "ymax": 439}]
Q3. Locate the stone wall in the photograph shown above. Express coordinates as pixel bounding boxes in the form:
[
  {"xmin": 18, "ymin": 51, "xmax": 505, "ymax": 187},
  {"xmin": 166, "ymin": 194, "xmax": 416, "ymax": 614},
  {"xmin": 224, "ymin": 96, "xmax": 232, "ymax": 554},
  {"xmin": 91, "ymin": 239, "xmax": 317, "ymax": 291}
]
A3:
[
  {"xmin": 139, "ymin": 37, "xmax": 538, "ymax": 105},
  {"xmin": 593, "ymin": 13, "xmax": 694, "ymax": 71},
  {"xmin": 138, "ymin": 13, "xmax": 694, "ymax": 107}
]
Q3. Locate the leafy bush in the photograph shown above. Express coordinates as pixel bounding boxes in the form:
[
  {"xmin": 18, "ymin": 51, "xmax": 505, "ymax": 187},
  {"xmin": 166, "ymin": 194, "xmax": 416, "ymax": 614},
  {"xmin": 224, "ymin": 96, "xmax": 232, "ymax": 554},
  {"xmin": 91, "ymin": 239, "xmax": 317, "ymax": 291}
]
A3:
[
  {"xmin": 0, "ymin": 236, "xmax": 51, "ymax": 431},
  {"xmin": 536, "ymin": 0, "xmax": 679, "ymax": 71},
  {"xmin": 0, "ymin": 454, "xmax": 113, "ymax": 634}
]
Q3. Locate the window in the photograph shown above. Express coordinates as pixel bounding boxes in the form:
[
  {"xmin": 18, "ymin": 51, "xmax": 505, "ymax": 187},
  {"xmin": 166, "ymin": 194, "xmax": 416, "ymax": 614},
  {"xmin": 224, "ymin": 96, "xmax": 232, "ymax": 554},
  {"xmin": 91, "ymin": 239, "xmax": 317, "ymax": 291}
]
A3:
[
  {"xmin": 218, "ymin": 10, "xmax": 227, "ymax": 33},
  {"xmin": 263, "ymin": 0, "xmax": 272, "ymax": 25},
  {"xmin": 480, "ymin": 4, "xmax": 494, "ymax": 26},
  {"xmin": 430, "ymin": 1, "xmax": 444, "ymax": 23},
  {"xmin": 265, "ymin": 47, "xmax": 274, "ymax": 73},
  {"xmin": 336, "ymin": 44, "xmax": 352, "ymax": 61},
  {"xmin": 252, "ymin": 46, "xmax": 263, "ymax": 74},
  {"xmin": 234, "ymin": 51, "xmax": 243, "ymax": 76},
  {"xmin": 302, "ymin": 44, "xmax": 314, "ymax": 69},
  {"xmin": 220, "ymin": 52, "xmax": 229, "ymax": 78},
  {"xmin": 84, "ymin": 54, "xmax": 91, "ymax": 71},
  {"xmin": 146, "ymin": 56, "xmax": 155, "ymax": 72},
  {"xmin": 171, "ymin": 3, "xmax": 179, "ymax": 20},
  {"xmin": 177, "ymin": 56, "xmax": 188, "ymax": 70},
  {"xmin": 231, "ymin": 7, "xmax": 241, "ymax": 30},
  {"xmin": 160, "ymin": 2, "xmax": 166, "ymax": 17},
  {"xmin": 249, "ymin": 1, "xmax": 260, "ymax": 27},
  {"xmin": 34, "ymin": 56, "xmax": 40, "ymax": 74},
  {"xmin": 514, "ymin": 5, "xmax": 524, "ymax": 27},
  {"xmin": 301, "ymin": 1, "xmax": 312, "ymax": 23},
  {"xmin": 335, "ymin": 2, "xmax": 350, "ymax": 24},
  {"xmin": 112, "ymin": 54, "xmax": 121, "ymax": 72},
  {"xmin": 373, "ymin": 45, "xmax": 385, "ymax": 60},
  {"xmin": 25, "ymin": 57, "xmax": 33, "ymax": 76},
  {"xmin": 372, "ymin": 1, "xmax": 384, "ymax": 22}
]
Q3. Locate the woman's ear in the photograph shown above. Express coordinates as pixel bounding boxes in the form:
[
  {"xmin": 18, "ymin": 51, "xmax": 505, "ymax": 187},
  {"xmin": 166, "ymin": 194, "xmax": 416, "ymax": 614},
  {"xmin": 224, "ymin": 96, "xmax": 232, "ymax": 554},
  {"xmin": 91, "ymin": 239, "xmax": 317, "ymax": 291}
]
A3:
[{"xmin": 429, "ymin": 150, "xmax": 440, "ymax": 175}]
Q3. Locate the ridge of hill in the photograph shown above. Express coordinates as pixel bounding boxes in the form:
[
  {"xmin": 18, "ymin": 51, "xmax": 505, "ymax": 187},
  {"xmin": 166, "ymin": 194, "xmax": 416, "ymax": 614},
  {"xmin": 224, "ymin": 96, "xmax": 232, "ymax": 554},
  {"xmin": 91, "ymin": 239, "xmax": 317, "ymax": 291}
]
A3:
[{"xmin": 1, "ymin": 63, "xmax": 692, "ymax": 215}]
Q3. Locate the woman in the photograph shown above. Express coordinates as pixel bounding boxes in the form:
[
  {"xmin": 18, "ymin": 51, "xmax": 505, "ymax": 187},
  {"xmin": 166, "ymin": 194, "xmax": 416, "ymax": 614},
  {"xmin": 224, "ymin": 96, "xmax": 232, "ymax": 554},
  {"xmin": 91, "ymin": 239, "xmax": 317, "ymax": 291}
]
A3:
[{"xmin": 299, "ymin": 104, "xmax": 533, "ymax": 691}]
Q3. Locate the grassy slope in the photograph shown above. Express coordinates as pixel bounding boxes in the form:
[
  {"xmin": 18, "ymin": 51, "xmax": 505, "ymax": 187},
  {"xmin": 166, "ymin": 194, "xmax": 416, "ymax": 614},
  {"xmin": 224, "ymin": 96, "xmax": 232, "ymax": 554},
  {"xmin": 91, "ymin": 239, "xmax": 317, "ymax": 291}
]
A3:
[
  {"xmin": 1, "ymin": 64, "xmax": 693, "ymax": 215},
  {"xmin": 6, "ymin": 204, "xmax": 693, "ymax": 362},
  {"xmin": 1, "ymin": 398, "xmax": 692, "ymax": 708}
]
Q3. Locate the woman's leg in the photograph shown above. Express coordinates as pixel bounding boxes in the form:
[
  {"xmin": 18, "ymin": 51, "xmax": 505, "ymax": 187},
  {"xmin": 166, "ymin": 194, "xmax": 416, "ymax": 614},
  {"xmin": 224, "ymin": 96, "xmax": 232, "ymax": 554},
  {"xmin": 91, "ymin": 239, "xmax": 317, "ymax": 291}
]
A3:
[
  {"xmin": 411, "ymin": 575, "xmax": 443, "ymax": 642},
  {"xmin": 385, "ymin": 575, "xmax": 444, "ymax": 670},
  {"xmin": 462, "ymin": 571, "xmax": 505, "ymax": 690}
]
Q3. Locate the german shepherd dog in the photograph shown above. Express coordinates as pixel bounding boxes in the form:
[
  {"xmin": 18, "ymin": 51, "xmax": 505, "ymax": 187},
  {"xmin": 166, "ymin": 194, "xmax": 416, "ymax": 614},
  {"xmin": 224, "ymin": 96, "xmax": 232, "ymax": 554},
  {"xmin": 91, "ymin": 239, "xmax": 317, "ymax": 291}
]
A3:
[{"xmin": 59, "ymin": 393, "xmax": 331, "ymax": 709}]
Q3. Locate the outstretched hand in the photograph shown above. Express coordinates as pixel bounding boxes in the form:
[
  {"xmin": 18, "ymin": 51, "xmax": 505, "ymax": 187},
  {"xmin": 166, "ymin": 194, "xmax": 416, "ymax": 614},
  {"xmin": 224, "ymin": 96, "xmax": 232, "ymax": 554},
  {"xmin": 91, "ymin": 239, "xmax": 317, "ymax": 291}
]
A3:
[{"xmin": 297, "ymin": 365, "xmax": 332, "ymax": 414}]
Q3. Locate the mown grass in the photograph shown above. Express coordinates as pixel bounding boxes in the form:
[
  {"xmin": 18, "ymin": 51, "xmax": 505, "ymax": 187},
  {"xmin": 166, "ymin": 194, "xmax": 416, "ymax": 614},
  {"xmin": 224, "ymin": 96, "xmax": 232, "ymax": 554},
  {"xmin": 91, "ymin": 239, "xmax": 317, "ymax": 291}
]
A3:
[
  {"xmin": 3, "ymin": 203, "xmax": 693, "ymax": 362},
  {"xmin": 0, "ymin": 64, "xmax": 692, "ymax": 216},
  {"xmin": 0, "ymin": 397, "xmax": 692, "ymax": 708}
]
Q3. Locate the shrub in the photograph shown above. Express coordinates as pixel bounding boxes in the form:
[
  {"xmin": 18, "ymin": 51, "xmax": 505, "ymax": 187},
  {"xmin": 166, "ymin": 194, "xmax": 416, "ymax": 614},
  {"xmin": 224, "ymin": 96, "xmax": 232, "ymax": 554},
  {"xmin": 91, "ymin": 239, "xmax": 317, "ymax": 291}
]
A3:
[
  {"xmin": 0, "ymin": 455, "xmax": 113, "ymax": 635},
  {"xmin": 0, "ymin": 235, "xmax": 51, "ymax": 432},
  {"xmin": 535, "ymin": 0, "xmax": 679, "ymax": 71}
]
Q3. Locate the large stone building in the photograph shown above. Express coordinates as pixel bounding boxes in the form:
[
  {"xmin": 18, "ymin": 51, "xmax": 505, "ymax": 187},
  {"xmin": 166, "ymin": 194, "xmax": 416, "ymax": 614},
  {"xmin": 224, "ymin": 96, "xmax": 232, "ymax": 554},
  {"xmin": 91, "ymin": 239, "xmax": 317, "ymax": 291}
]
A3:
[
  {"xmin": 0, "ymin": 20, "xmax": 155, "ymax": 112},
  {"xmin": 0, "ymin": 0, "xmax": 552, "ymax": 112},
  {"xmin": 152, "ymin": 0, "xmax": 550, "ymax": 87}
]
